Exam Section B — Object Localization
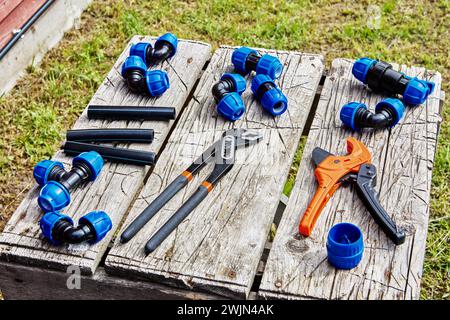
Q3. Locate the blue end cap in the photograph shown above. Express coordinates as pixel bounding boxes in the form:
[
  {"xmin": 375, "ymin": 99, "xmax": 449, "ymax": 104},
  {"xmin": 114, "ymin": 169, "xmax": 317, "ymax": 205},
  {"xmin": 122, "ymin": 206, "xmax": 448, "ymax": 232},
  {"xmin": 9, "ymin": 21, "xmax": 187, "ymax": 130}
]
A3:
[
  {"xmin": 256, "ymin": 54, "xmax": 283, "ymax": 80},
  {"xmin": 221, "ymin": 73, "xmax": 247, "ymax": 95},
  {"xmin": 251, "ymin": 74, "xmax": 287, "ymax": 116},
  {"xmin": 121, "ymin": 55, "xmax": 147, "ymax": 78},
  {"xmin": 38, "ymin": 181, "xmax": 71, "ymax": 212},
  {"xmin": 40, "ymin": 211, "xmax": 73, "ymax": 245},
  {"xmin": 146, "ymin": 70, "xmax": 170, "ymax": 96},
  {"xmin": 217, "ymin": 92, "xmax": 245, "ymax": 121},
  {"xmin": 403, "ymin": 77, "xmax": 435, "ymax": 105},
  {"xmin": 327, "ymin": 223, "xmax": 364, "ymax": 270},
  {"xmin": 231, "ymin": 47, "xmax": 258, "ymax": 74},
  {"xmin": 33, "ymin": 160, "xmax": 64, "ymax": 186},
  {"xmin": 352, "ymin": 57, "xmax": 377, "ymax": 83},
  {"xmin": 130, "ymin": 42, "xmax": 152, "ymax": 65},
  {"xmin": 375, "ymin": 98, "xmax": 405, "ymax": 127},
  {"xmin": 155, "ymin": 33, "xmax": 178, "ymax": 58},
  {"xmin": 73, "ymin": 151, "xmax": 104, "ymax": 181},
  {"xmin": 79, "ymin": 211, "xmax": 113, "ymax": 244},
  {"xmin": 340, "ymin": 102, "xmax": 367, "ymax": 131}
]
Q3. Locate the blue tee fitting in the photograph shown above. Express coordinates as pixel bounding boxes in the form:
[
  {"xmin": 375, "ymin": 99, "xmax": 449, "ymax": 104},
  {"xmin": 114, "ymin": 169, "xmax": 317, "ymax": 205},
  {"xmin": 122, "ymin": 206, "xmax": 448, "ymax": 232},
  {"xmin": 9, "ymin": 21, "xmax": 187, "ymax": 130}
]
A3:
[
  {"xmin": 340, "ymin": 98, "xmax": 404, "ymax": 131},
  {"xmin": 327, "ymin": 223, "xmax": 364, "ymax": 270},
  {"xmin": 211, "ymin": 73, "xmax": 246, "ymax": 121},
  {"xmin": 232, "ymin": 47, "xmax": 283, "ymax": 80},
  {"xmin": 352, "ymin": 57, "xmax": 435, "ymax": 105},
  {"xmin": 40, "ymin": 210, "xmax": 112, "ymax": 245},
  {"xmin": 251, "ymin": 74, "xmax": 288, "ymax": 116},
  {"xmin": 121, "ymin": 56, "xmax": 170, "ymax": 96},
  {"xmin": 35, "ymin": 151, "xmax": 104, "ymax": 212},
  {"xmin": 130, "ymin": 33, "xmax": 178, "ymax": 66}
]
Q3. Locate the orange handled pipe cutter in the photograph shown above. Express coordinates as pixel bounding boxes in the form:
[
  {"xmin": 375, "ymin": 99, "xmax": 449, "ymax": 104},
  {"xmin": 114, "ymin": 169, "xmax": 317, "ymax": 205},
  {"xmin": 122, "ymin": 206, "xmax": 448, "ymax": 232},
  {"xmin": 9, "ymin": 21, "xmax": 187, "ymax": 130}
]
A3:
[{"xmin": 299, "ymin": 137, "xmax": 405, "ymax": 245}]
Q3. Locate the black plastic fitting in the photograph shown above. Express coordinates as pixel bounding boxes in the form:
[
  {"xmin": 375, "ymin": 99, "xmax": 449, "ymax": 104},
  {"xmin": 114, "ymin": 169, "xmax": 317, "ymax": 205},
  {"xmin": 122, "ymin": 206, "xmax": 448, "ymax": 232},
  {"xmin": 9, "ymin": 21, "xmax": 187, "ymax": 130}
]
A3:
[
  {"xmin": 66, "ymin": 129, "xmax": 154, "ymax": 143},
  {"xmin": 129, "ymin": 33, "xmax": 178, "ymax": 66},
  {"xmin": 87, "ymin": 105, "xmax": 176, "ymax": 121},
  {"xmin": 62, "ymin": 141, "xmax": 156, "ymax": 166},
  {"xmin": 52, "ymin": 218, "xmax": 96, "ymax": 244}
]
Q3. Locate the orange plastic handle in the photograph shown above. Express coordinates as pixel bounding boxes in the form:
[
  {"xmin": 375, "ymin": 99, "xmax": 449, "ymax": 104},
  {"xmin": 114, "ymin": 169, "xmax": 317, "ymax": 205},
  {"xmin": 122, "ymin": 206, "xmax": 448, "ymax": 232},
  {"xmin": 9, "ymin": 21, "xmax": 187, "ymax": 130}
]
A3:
[{"xmin": 299, "ymin": 137, "xmax": 372, "ymax": 236}]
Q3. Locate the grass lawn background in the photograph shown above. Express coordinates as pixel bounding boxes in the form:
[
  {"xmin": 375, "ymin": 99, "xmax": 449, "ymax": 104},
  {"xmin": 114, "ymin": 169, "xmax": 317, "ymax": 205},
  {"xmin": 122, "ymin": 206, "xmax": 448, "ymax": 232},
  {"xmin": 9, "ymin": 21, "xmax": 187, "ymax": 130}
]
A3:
[{"xmin": 0, "ymin": 0, "xmax": 448, "ymax": 299}]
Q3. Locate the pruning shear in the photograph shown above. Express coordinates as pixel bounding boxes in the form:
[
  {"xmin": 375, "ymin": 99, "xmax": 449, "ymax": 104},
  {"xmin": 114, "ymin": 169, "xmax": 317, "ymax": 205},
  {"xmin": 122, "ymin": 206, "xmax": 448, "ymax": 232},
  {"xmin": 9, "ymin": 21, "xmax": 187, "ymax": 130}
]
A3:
[
  {"xmin": 299, "ymin": 137, "xmax": 405, "ymax": 245},
  {"xmin": 120, "ymin": 128, "xmax": 263, "ymax": 254}
]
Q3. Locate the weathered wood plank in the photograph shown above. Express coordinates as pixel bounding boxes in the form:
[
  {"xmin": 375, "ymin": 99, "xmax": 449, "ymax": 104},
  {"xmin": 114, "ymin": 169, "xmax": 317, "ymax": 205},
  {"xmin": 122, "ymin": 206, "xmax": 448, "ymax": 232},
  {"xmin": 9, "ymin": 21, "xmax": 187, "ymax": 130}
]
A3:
[
  {"xmin": 105, "ymin": 47, "xmax": 325, "ymax": 299},
  {"xmin": 258, "ymin": 58, "xmax": 442, "ymax": 300},
  {"xmin": 0, "ymin": 261, "xmax": 222, "ymax": 300},
  {"xmin": 0, "ymin": 36, "xmax": 211, "ymax": 274}
]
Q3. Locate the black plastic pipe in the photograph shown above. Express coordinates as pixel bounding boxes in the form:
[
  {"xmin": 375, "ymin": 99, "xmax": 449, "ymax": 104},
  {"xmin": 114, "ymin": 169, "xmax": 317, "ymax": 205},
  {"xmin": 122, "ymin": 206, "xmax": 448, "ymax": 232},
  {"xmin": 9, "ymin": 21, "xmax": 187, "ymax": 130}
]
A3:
[
  {"xmin": 87, "ymin": 105, "xmax": 176, "ymax": 121},
  {"xmin": 0, "ymin": 0, "xmax": 55, "ymax": 61},
  {"xmin": 66, "ymin": 129, "xmax": 154, "ymax": 143},
  {"xmin": 62, "ymin": 141, "xmax": 156, "ymax": 166}
]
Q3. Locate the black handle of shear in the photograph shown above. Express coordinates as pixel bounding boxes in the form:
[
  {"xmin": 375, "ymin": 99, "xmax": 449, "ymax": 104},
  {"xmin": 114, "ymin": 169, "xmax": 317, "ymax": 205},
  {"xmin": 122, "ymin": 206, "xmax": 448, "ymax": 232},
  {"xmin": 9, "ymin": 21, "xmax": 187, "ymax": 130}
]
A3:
[
  {"xmin": 354, "ymin": 164, "xmax": 406, "ymax": 245},
  {"xmin": 144, "ymin": 185, "xmax": 210, "ymax": 255},
  {"xmin": 120, "ymin": 174, "xmax": 190, "ymax": 243}
]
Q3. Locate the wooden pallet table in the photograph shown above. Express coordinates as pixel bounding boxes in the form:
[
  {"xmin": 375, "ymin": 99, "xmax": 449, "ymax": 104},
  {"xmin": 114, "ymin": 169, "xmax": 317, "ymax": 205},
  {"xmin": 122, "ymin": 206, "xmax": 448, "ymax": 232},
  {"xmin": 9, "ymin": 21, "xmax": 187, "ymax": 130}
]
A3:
[{"xmin": 0, "ymin": 37, "xmax": 444, "ymax": 300}]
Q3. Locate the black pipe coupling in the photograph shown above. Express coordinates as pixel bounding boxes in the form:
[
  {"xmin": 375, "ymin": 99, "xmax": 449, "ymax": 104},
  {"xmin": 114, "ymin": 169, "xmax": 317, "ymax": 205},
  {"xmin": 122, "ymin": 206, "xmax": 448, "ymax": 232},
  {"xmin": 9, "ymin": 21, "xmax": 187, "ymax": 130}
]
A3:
[
  {"xmin": 352, "ymin": 58, "xmax": 435, "ymax": 105},
  {"xmin": 211, "ymin": 73, "xmax": 247, "ymax": 121},
  {"xmin": 40, "ymin": 210, "xmax": 112, "ymax": 245},
  {"xmin": 33, "ymin": 151, "xmax": 104, "ymax": 212},
  {"xmin": 340, "ymin": 98, "xmax": 405, "ymax": 131}
]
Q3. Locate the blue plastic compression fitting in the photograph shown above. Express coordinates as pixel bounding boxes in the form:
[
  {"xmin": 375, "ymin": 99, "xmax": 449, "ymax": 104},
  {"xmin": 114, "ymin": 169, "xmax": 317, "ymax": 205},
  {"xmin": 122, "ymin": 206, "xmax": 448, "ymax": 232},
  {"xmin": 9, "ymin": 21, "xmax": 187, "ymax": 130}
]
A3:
[
  {"xmin": 212, "ymin": 73, "xmax": 247, "ymax": 121},
  {"xmin": 130, "ymin": 33, "xmax": 178, "ymax": 66},
  {"xmin": 251, "ymin": 74, "xmax": 288, "ymax": 116},
  {"xmin": 232, "ymin": 46, "xmax": 283, "ymax": 80}
]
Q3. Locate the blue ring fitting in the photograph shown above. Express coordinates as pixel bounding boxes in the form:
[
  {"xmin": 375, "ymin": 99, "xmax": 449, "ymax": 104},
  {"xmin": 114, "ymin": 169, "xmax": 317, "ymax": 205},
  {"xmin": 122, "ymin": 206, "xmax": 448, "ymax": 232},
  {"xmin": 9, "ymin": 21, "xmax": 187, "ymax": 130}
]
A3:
[
  {"xmin": 33, "ymin": 160, "xmax": 64, "ymax": 186},
  {"xmin": 40, "ymin": 211, "xmax": 73, "ymax": 245},
  {"xmin": 121, "ymin": 55, "xmax": 147, "ymax": 78},
  {"xmin": 130, "ymin": 42, "xmax": 152, "ymax": 65},
  {"xmin": 221, "ymin": 73, "xmax": 247, "ymax": 95},
  {"xmin": 352, "ymin": 57, "xmax": 376, "ymax": 83},
  {"xmin": 375, "ymin": 98, "xmax": 405, "ymax": 127},
  {"xmin": 340, "ymin": 102, "xmax": 367, "ymax": 131},
  {"xmin": 403, "ymin": 77, "xmax": 435, "ymax": 105},
  {"xmin": 327, "ymin": 223, "xmax": 364, "ymax": 270},
  {"xmin": 251, "ymin": 74, "xmax": 288, "ymax": 116},
  {"xmin": 73, "ymin": 151, "xmax": 104, "ymax": 181},
  {"xmin": 146, "ymin": 70, "xmax": 170, "ymax": 96},
  {"xmin": 256, "ymin": 54, "xmax": 284, "ymax": 80},
  {"xmin": 155, "ymin": 33, "xmax": 178, "ymax": 58},
  {"xmin": 38, "ymin": 181, "xmax": 71, "ymax": 212},
  {"xmin": 79, "ymin": 211, "xmax": 113, "ymax": 244},
  {"xmin": 231, "ymin": 46, "xmax": 258, "ymax": 74},
  {"xmin": 217, "ymin": 92, "xmax": 245, "ymax": 121}
]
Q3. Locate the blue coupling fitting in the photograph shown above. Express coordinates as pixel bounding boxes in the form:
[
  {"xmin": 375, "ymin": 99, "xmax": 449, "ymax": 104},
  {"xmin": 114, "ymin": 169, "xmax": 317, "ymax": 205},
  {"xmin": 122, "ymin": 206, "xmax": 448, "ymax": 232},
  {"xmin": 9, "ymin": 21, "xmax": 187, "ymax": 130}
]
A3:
[
  {"xmin": 232, "ymin": 46, "xmax": 283, "ymax": 80},
  {"xmin": 129, "ymin": 33, "xmax": 178, "ymax": 66},
  {"xmin": 36, "ymin": 151, "xmax": 104, "ymax": 212},
  {"xmin": 251, "ymin": 74, "xmax": 288, "ymax": 116},
  {"xmin": 340, "ymin": 98, "xmax": 404, "ymax": 131},
  {"xmin": 212, "ymin": 73, "xmax": 247, "ymax": 121},
  {"xmin": 352, "ymin": 57, "xmax": 435, "ymax": 105},
  {"xmin": 327, "ymin": 223, "xmax": 364, "ymax": 270},
  {"xmin": 40, "ymin": 210, "xmax": 112, "ymax": 245},
  {"xmin": 146, "ymin": 70, "xmax": 170, "ymax": 96}
]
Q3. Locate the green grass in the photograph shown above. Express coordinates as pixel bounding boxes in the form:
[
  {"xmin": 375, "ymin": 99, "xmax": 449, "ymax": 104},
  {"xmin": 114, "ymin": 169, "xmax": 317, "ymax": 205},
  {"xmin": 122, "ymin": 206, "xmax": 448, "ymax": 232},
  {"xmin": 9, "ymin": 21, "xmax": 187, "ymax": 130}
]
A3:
[{"xmin": 0, "ymin": 0, "xmax": 448, "ymax": 299}]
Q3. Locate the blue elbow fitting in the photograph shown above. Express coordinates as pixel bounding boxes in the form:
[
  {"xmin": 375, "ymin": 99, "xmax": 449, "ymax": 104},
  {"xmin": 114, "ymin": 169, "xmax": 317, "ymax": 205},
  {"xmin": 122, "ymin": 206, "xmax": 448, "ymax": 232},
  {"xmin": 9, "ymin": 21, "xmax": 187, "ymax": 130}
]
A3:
[
  {"xmin": 35, "ymin": 151, "xmax": 104, "ymax": 212},
  {"xmin": 352, "ymin": 57, "xmax": 435, "ymax": 105},
  {"xmin": 340, "ymin": 98, "xmax": 404, "ymax": 131},
  {"xmin": 130, "ymin": 33, "xmax": 178, "ymax": 66},
  {"xmin": 121, "ymin": 56, "xmax": 170, "ymax": 96},
  {"xmin": 251, "ymin": 74, "xmax": 288, "ymax": 116},
  {"xmin": 212, "ymin": 73, "xmax": 246, "ymax": 121},
  {"xmin": 40, "ymin": 210, "xmax": 112, "ymax": 245},
  {"xmin": 232, "ymin": 46, "xmax": 283, "ymax": 80}
]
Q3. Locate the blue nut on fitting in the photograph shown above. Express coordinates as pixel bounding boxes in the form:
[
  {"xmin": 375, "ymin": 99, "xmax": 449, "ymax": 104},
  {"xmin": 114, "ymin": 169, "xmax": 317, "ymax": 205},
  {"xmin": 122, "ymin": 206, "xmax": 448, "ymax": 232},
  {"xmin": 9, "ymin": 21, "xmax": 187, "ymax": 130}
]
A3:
[
  {"xmin": 251, "ymin": 74, "xmax": 288, "ymax": 116},
  {"xmin": 212, "ymin": 73, "xmax": 247, "ymax": 121},
  {"xmin": 232, "ymin": 46, "xmax": 283, "ymax": 80},
  {"xmin": 130, "ymin": 33, "xmax": 178, "ymax": 66},
  {"xmin": 33, "ymin": 160, "xmax": 64, "ymax": 186},
  {"xmin": 327, "ymin": 223, "xmax": 364, "ymax": 270},
  {"xmin": 40, "ymin": 210, "xmax": 112, "ymax": 245},
  {"xmin": 352, "ymin": 57, "xmax": 435, "ymax": 105},
  {"xmin": 340, "ymin": 98, "xmax": 404, "ymax": 131}
]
